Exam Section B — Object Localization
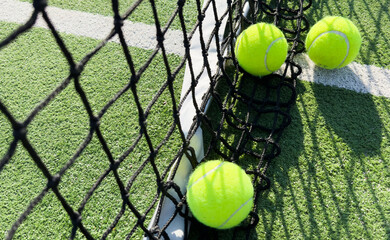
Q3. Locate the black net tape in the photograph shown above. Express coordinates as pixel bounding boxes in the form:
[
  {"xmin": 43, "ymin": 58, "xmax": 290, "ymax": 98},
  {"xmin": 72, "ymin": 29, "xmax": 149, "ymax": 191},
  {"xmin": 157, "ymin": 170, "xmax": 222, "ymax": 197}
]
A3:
[{"xmin": 0, "ymin": 0, "xmax": 311, "ymax": 239}]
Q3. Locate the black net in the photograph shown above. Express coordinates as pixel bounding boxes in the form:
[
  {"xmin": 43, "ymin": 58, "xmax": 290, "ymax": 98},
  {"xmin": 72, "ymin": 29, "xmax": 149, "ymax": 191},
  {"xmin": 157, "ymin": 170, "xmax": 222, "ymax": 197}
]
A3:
[{"xmin": 0, "ymin": 0, "xmax": 311, "ymax": 239}]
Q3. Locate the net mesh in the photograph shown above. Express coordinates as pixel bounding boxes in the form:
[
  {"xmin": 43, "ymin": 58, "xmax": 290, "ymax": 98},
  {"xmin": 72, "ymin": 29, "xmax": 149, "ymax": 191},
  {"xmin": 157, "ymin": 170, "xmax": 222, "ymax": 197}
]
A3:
[{"xmin": 0, "ymin": 0, "xmax": 311, "ymax": 239}]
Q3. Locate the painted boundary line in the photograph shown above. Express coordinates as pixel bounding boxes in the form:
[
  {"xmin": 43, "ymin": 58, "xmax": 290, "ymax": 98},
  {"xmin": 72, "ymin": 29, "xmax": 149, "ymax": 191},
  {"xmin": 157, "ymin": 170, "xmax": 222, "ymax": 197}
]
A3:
[
  {"xmin": 1, "ymin": 0, "xmax": 390, "ymax": 98},
  {"xmin": 0, "ymin": 0, "xmax": 185, "ymax": 56},
  {"xmin": 284, "ymin": 54, "xmax": 390, "ymax": 98}
]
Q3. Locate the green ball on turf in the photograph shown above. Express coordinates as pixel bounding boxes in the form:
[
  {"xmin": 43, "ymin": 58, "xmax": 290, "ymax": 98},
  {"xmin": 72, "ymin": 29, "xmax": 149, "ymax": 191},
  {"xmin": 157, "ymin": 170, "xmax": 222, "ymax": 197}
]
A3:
[
  {"xmin": 305, "ymin": 16, "xmax": 362, "ymax": 69},
  {"xmin": 235, "ymin": 22, "xmax": 288, "ymax": 76},
  {"xmin": 186, "ymin": 160, "xmax": 254, "ymax": 229}
]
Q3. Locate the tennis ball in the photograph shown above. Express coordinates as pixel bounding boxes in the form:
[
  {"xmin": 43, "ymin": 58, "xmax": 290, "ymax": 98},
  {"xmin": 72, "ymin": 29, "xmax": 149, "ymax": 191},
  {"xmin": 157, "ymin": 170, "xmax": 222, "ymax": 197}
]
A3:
[
  {"xmin": 186, "ymin": 160, "xmax": 254, "ymax": 229},
  {"xmin": 235, "ymin": 22, "xmax": 288, "ymax": 76},
  {"xmin": 305, "ymin": 16, "xmax": 362, "ymax": 69}
]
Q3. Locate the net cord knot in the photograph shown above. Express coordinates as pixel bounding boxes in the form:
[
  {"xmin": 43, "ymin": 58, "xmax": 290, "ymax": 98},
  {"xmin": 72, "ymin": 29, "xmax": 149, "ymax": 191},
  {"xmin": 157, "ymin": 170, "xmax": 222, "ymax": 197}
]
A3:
[
  {"xmin": 33, "ymin": 0, "xmax": 47, "ymax": 12},
  {"xmin": 13, "ymin": 122, "xmax": 27, "ymax": 140}
]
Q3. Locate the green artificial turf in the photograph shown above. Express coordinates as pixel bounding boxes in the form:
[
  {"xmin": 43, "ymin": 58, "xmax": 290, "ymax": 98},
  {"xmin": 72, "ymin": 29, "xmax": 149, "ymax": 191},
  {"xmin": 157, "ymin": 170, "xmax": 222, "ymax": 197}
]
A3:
[
  {"xmin": 253, "ymin": 81, "xmax": 390, "ymax": 239},
  {"xmin": 19, "ymin": 0, "xmax": 201, "ymax": 31},
  {"xmin": 192, "ymin": 74, "xmax": 390, "ymax": 240},
  {"xmin": 0, "ymin": 21, "xmax": 184, "ymax": 239},
  {"xmin": 17, "ymin": 0, "xmax": 390, "ymax": 69},
  {"xmin": 1, "ymin": 0, "xmax": 390, "ymax": 239},
  {"xmin": 261, "ymin": 0, "xmax": 390, "ymax": 69},
  {"xmin": 304, "ymin": 0, "xmax": 390, "ymax": 69}
]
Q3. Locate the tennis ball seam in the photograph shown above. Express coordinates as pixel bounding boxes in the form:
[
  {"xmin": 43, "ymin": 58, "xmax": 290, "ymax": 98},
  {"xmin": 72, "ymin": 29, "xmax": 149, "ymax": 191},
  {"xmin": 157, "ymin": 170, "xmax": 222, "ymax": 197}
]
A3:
[
  {"xmin": 187, "ymin": 161, "xmax": 253, "ymax": 229},
  {"xmin": 264, "ymin": 36, "xmax": 285, "ymax": 73},
  {"xmin": 234, "ymin": 23, "xmax": 288, "ymax": 76},
  {"xmin": 187, "ymin": 161, "xmax": 225, "ymax": 190},
  {"xmin": 308, "ymin": 30, "xmax": 350, "ymax": 68},
  {"xmin": 217, "ymin": 196, "xmax": 253, "ymax": 229}
]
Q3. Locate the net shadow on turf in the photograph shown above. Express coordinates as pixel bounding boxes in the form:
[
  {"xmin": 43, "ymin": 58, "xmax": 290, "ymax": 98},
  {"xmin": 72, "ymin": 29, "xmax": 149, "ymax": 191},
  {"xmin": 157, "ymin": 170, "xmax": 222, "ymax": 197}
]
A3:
[{"xmin": 0, "ymin": 0, "xmax": 311, "ymax": 239}]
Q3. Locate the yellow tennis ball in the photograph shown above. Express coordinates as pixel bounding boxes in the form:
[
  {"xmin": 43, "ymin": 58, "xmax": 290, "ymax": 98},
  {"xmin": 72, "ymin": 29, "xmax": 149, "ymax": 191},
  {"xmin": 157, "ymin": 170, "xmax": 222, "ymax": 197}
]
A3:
[
  {"xmin": 186, "ymin": 160, "xmax": 254, "ymax": 229},
  {"xmin": 235, "ymin": 22, "xmax": 288, "ymax": 76},
  {"xmin": 305, "ymin": 16, "xmax": 362, "ymax": 69}
]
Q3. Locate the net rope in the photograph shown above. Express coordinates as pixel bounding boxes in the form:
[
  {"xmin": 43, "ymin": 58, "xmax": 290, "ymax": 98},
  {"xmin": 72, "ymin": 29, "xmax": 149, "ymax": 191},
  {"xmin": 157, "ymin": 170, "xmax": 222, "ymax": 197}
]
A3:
[{"xmin": 0, "ymin": 0, "xmax": 311, "ymax": 239}]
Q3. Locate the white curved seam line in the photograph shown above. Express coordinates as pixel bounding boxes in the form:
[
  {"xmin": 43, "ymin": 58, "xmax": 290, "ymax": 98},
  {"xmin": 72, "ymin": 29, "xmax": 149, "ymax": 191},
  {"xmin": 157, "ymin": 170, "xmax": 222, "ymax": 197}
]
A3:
[
  {"xmin": 308, "ymin": 30, "xmax": 350, "ymax": 68},
  {"xmin": 187, "ymin": 162, "xmax": 225, "ymax": 190},
  {"xmin": 264, "ymin": 37, "xmax": 284, "ymax": 73},
  {"xmin": 217, "ymin": 197, "xmax": 253, "ymax": 229}
]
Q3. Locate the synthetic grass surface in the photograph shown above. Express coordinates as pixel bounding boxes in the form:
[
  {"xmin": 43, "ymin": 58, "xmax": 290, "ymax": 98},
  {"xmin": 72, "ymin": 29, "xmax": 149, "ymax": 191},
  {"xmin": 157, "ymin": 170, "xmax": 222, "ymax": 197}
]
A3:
[
  {"xmin": 195, "ymin": 75, "xmax": 390, "ymax": 239},
  {"xmin": 305, "ymin": 0, "xmax": 390, "ymax": 69},
  {"xmin": 15, "ymin": 0, "xmax": 390, "ymax": 69},
  {"xmin": 262, "ymin": 0, "xmax": 390, "ymax": 69},
  {"xmin": 19, "ymin": 0, "xmax": 201, "ymax": 31},
  {"xmin": 1, "ymin": 0, "xmax": 390, "ymax": 239},
  {"xmin": 0, "ymin": 21, "xmax": 184, "ymax": 239},
  {"xmin": 255, "ymin": 81, "xmax": 390, "ymax": 239},
  {"xmin": 17, "ymin": 0, "xmax": 390, "ymax": 68}
]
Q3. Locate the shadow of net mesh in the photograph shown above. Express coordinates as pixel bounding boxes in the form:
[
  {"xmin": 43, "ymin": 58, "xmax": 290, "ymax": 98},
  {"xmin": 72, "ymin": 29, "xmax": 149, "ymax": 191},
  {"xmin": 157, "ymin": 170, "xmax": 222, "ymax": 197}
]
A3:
[{"xmin": 0, "ymin": 0, "xmax": 311, "ymax": 239}]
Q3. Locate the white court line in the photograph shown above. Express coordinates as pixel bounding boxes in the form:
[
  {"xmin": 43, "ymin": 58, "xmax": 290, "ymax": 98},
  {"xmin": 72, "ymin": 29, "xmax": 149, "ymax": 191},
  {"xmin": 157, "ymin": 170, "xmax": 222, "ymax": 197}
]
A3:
[
  {"xmin": 1, "ymin": 0, "xmax": 390, "ymax": 98},
  {"xmin": 0, "ymin": 0, "xmax": 185, "ymax": 56},
  {"xmin": 290, "ymin": 54, "xmax": 390, "ymax": 98}
]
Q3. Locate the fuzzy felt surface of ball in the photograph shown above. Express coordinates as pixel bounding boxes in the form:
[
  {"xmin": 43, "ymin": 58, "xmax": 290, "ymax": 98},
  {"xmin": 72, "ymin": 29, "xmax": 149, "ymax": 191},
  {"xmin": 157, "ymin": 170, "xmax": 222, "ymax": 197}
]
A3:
[
  {"xmin": 305, "ymin": 16, "xmax": 362, "ymax": 69},
  {"xmin": 186, "ymin": 160, "xmax": 254, "ymax": 229},
  {"xmin": 235, "ymin": 22, "xmax": 288, "ymax": 76}
]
